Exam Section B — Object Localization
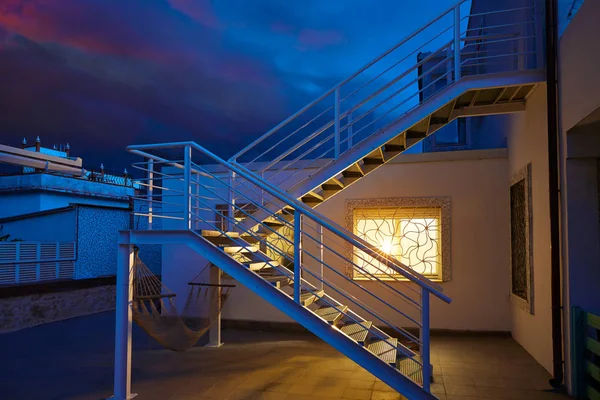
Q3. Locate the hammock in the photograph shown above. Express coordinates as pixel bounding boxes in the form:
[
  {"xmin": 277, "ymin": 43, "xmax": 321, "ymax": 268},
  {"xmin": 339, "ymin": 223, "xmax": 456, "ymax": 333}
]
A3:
[{"xmin": 132, "ymin": 249, "xmax": 234, "ymax": 351}]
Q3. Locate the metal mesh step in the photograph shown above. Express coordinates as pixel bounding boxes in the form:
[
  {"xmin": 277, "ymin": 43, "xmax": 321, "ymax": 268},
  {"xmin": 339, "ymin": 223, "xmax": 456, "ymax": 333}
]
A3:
[
  {"xmin": 398, "ymin": 356, "xmax": 423, "ymax": 385},
  {"xmin": 367, "ymin": 338, "xmax": 398, "ymax": 365},
  {"xmin": 340, "ymin": 321, "xmax": 372, "ymax": 344},
  {"xmin": 300, "ymin": 290, "xmax": 324, "ymax": 307},
  {"xmin": 315, "ymin": 305, "xmax": 347, "ymax": 324}
]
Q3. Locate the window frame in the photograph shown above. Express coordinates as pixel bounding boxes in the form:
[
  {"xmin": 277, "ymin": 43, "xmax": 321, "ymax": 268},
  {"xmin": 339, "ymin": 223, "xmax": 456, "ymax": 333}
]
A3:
[
  {"xmin": 345, "ymin": 197, "xmax": 452, "ymax": 282},
  {"xmin": 509, "ymin": 163, "xmax": 534, "ymax": 314}
]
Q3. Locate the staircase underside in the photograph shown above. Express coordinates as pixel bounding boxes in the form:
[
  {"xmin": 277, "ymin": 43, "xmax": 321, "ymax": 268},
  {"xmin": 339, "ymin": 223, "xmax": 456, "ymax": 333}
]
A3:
[{"xmin": 237, "ymin": 70, "xmax": 544, "ymax": 231}]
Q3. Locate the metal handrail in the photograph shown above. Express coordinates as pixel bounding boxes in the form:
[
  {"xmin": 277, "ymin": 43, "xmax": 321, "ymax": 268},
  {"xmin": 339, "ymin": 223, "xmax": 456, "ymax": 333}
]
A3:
[
  {"xmin": 128, "ymin": 141, "xmax": 450, "ymax": 303},
  {"xmin": 228, "ymin": 2, "xmax": 537, "ymax": 201},
  {"xmin": 229, "ymin": 0, "xmax": 470, "ymax": 162}
]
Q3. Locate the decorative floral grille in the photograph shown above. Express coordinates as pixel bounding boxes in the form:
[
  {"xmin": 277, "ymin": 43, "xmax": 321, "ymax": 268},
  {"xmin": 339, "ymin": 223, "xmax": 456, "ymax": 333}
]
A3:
[{"xmin": 352, "ymin": 207, "xmax": 442, "ymax": 279}]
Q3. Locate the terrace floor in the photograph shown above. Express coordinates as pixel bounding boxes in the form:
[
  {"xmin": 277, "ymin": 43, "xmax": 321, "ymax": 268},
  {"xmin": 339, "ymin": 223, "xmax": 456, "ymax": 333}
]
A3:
[{"xmin": 0, "ymin": 311, "xmax": 569, "ymax": 400}]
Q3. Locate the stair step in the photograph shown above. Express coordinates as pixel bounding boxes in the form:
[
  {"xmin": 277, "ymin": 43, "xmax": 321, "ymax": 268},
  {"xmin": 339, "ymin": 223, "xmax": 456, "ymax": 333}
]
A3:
[
  {"xmin": 222, "ymin": 245, "xmax": 258, "ymax": 254},
  {"xmin": 300, "ymin": 290, "xmax": 324, "ymax": 307},
  {"xmin": 367, "ymin": 338, "xmax": 398, "ymax": 365},
  {"xmin": 340, "ymin": 321, "xmax": 373, "ymax": 345},
  {"xmin": 398, "ymin": 356, "xmax": 424, "ymax": 384},
  {"xmin": 200, "ymin": 230, "xmax": 240, "ymax": 238},
  {"xmin": 363, "ymin": 157, "xmax": 384, "ymax": 165},
  {"xmin": 244, "ymin": 261, "xmax": 279, "ymax": 271},
  {"xmin": 280, "ymin": 206, "xmax": 295, "ymax": 215},
  {"xmin": 263, "ymin": 275, "xmax": 291, "ymax": 288},
  {"xmin": 301, "ymin": 192, "xmax": 324, "ymax": 204},
  {"xmin": 315, "ymin": 305, "xmax": 348, "ymax": 324},
  {"xmin": 342, "ymin": 170, "xmax": 363, "ymax": 178},
  {"xmin": 321, "ymin": 177, "xmax": 344, "ymax": 191},
  {"xmin": 264, "ymin": 217, "xmax": 287, "ymax": 228}
]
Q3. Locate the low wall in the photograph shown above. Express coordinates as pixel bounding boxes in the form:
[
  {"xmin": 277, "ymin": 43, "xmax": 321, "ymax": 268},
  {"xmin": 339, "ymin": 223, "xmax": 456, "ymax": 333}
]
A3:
[{"xmin": 0, "ymin": 277, "xmax": 116, "ymax": 333}]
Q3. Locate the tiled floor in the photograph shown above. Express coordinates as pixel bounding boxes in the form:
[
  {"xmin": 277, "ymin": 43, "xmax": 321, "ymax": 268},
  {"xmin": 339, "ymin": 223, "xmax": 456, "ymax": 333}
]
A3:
[{"xmin": 0, "ymin": 311, "xmax": 570, "ymax": 400}]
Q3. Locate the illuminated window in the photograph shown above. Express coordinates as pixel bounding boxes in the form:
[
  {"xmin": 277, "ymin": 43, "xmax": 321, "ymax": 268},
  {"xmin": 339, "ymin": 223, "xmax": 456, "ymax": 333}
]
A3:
[{"xmin": 352, "ymin": 207, "xmax": 442, "ymax": 281}]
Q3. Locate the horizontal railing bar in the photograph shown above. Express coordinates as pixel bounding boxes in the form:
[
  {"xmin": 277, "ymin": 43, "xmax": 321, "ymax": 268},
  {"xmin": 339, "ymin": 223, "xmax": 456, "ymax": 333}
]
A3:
[
  {"xmin": 466, "ymin": 5, "xmax": 534, "ymax": 19},
  {"xmin": 230, "ymin": 0, "xmax": 469, "ymax": 161},
  {"xmin": 301, "ymin": 265, "xmax": 422, "ymax": 346},
  {"xmin": 304, "ymin": 220, "xmax": 420, "ymax": 298},
  {"xmin": 300, "ymin": 225, "xmax": 422, "ymax": 308}
]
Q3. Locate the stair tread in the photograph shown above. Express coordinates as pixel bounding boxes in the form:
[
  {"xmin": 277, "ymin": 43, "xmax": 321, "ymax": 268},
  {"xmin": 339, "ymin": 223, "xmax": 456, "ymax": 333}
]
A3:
[
  {"xmin": 315, "ymin": 305, "xmax": 347, "ymax": 323},
  {"xmin": 200, "ymin": 230, "xmax": 240, "ymax": 238},
  {"xmin": 244, "ymin": 260, "xmax": 279, "ymax": 270},
  {"xmin": 367, "ymin": 338, "xmax": 398, "ymax": 365},
  {"xmin": 223, "ymin": 245, "xmax": 258, "ymax": 254},
  {"xmin": 300, "ymin": 290, "xmax": 324, "ymax": 306},
  {"xmin": 398, "ymin": 356, "xmax": 423, "ymax": 384},
  {"xmin": 340, "ymin": 321, "xmax": 373, "ymax": 343}
]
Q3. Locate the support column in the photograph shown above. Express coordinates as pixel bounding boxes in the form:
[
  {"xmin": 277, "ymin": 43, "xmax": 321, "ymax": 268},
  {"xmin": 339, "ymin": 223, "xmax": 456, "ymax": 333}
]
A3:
[
  {"xmin": 111, "ymin": 243, "xmax": 136, "ymax": 399},
  {"xmin": 207, "ymin": 264, "xmax": 223, "ymax": 347}
]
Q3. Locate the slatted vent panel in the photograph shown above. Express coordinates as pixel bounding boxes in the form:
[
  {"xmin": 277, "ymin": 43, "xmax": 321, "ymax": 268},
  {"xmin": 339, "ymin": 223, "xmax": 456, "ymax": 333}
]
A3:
[
  {"xmin": 58, "ymin": 261, "xmax": 75, "ymax": 279},
  {"xmin": 19, "ymin": 264, "xmax": 38, "ymax": 283},
  {"xmin": 39, "ymin": 262, "xmax": 58, "ymax": 281},
  {"xmin": 0, "ymin": 242, "xmax": 76, "ymax": 285},
  {"xmin": 19, "ymin": 243, "xmax": 38, "ymax": 261},
  {"xmin": 0, "ymin": 244, "xmax": 17, "ymax": 263},
  {"xmin": 59, "ymin": 243, "xmax": 75, "ymax": 260},
  {"xmin": 0, "ymin": 265, "xmax": 16, "ymax": 284},
  {"xmin": 40, "ymin": 243, "xmax": 58, "ymax": 260}
]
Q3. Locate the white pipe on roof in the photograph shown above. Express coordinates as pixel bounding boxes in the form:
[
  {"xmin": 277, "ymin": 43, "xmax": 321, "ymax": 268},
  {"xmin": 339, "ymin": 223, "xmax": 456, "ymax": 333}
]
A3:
[{"xmin": 0, "ymin": 144, "xmax": 86, "ymax": 176}]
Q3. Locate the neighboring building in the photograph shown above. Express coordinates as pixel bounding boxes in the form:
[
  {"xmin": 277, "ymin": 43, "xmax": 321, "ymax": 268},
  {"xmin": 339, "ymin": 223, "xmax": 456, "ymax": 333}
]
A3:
[{"xmin": 0, "ymin": 138, "xmax": 160, "ymax": 283}]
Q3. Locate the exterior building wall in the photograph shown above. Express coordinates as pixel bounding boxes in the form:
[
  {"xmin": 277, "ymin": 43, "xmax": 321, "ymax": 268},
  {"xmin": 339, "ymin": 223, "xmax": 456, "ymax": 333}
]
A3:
[
  {"xmin": 161, "ymin": 150, "xmax": 512, "ymax": 331},
  {"xmin": 0, "ymin": 208, "xmax": 76, "ymax": 242},
  {"xmin": 500, "ymin": 0, "xmax": 600, "ymax": 381},
  {"xmin": 75, "ymin": 205, "xmax": 161, "ymax": 279},
  {"xmin": 0, "ymin": 174, "xmax": 132, "ymax": 219},
  {"xmin": 505, "ymin": 84, "xmax": 553, "ymax": 373},
  {"xmin": 0, "ymin": 204, "xmax": 161, "ymax": 280},
  {"xmin": 558, "ymin": 0, "xmax": 600, "ymax": 390}
]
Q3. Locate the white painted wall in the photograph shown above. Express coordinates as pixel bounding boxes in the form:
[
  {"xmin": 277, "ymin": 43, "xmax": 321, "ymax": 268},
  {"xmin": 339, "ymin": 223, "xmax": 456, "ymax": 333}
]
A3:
[
  {"xmin": 503, "ymin": 0, "xmax": 600, "ymax": 379},
  {"xmin": 558, "ymin": 0, "xmax": 600, "ymax": 389},
  {"xmin": 506, "ymin": 84, "xmax": 553, "ymax": 373},
  {"xmin": 162, "ymin": 150, "xmax": 512, "ymax": 331}
]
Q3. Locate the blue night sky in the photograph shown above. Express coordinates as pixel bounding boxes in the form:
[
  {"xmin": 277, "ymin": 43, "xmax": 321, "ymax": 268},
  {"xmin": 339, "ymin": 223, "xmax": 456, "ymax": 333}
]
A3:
[
  {"xmin": 0, "ymin": 0, "xmax": 582, "ymax": 170},
  {"xmin": 0, "ymin": 0, "xmax": 467, "ymax": 169}
]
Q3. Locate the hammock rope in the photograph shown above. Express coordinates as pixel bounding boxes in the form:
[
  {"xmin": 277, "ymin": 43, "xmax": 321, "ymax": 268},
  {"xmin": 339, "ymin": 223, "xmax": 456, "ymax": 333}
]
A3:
[{"xmin": 132, "ymin": 249, "xmax": 234, "ymax": 351}]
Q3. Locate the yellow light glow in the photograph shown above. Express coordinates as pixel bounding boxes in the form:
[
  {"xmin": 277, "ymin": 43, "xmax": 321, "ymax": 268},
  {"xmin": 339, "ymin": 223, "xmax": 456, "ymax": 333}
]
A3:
[{"xmin": 380, "ymin": 238, "xmax": 393, "ymax": 254}]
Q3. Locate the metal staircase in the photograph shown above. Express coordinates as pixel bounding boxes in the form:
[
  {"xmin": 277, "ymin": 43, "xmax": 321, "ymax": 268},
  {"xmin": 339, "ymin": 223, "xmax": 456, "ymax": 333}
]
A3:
[
  {"xmin": 121, "ymin": 141, "xmax": 451, "ymax": 399},
  {"xmin": 112, "ymin": 2, "xmax": 546, "ymax": 399},
  {"xmin": 229, "ymin": 0, "xmax": 544, "ymax": 231}
]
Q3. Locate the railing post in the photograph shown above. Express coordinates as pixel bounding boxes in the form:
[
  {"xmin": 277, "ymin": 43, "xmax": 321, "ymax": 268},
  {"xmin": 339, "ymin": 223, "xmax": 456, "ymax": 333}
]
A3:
[
  {"xmin": 113, "ymin": 243, "xmax": 135, "ymax": 400},
  {"xmin": 347, "ymin": 111, "xmax": 353, "ymax": 150},
  {"xmin": 454, "ymin": 5, "xmax": 461, "ymax": 82},
  {"xmin": 421, "ymin": 287, "xmax": 431, "ymax": 392},
  {"xmin": 318, "ymin": 224, "xmax": 324, "ymax": 291},
  {"xmin": 183, "ymin": 146, "xmax": 192, "ymax": 230},
  {"xmin": 194, "ymin": 172, "xmax": 200, "ymax": 230},
  {"xmin": 334, "ymin": 87, "xmax": 341, "ymax": 159},
  {"xmin": 294, "ymin": 209, "xmax": 302, "ymax": 303},
  {"xmin": 207, "ymin": 264, "xmax": 223, "ymax": 347},
  {"xmin": 228, "ymin": 170, "xmax": 236, "ymax": 231},
  {"xmin": 147, "ymin": 159, "xmax": 154, "ymax": 230}
]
